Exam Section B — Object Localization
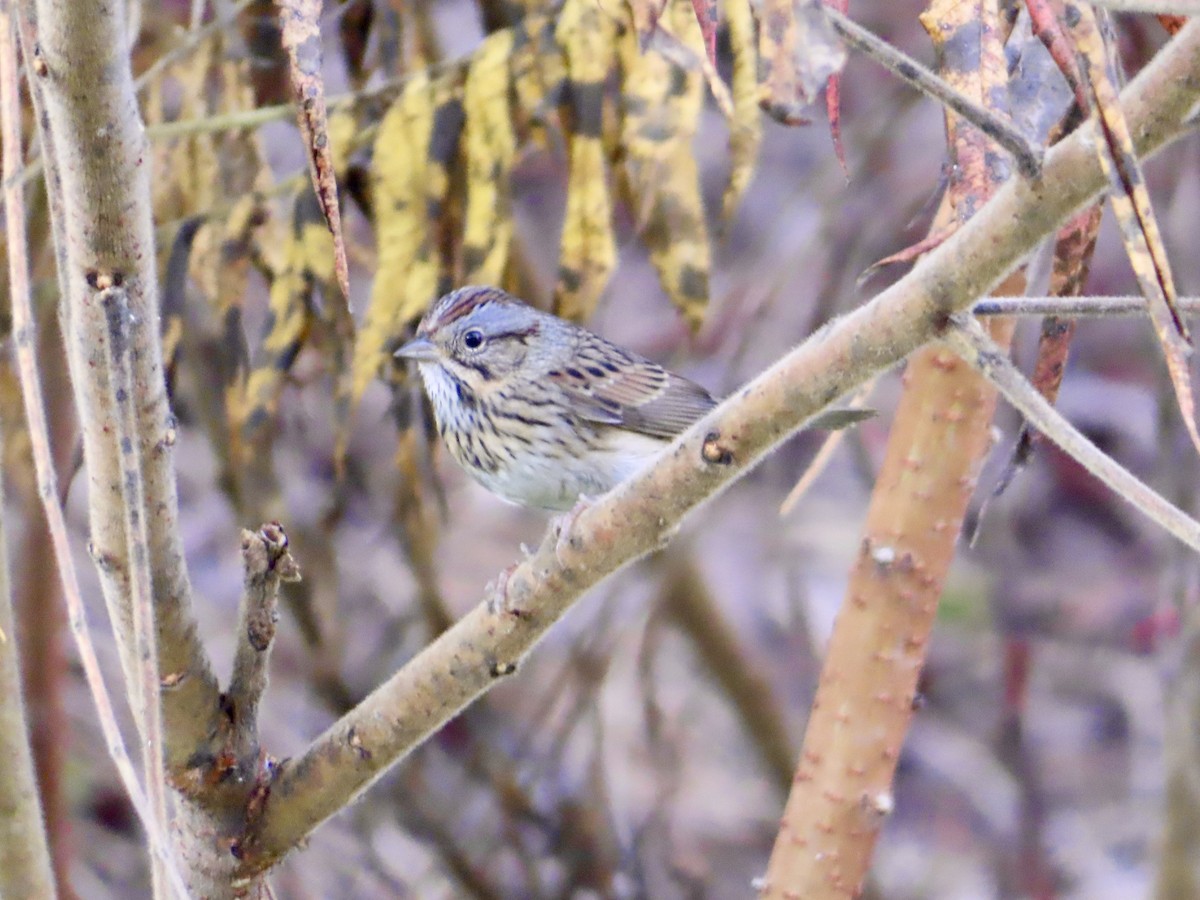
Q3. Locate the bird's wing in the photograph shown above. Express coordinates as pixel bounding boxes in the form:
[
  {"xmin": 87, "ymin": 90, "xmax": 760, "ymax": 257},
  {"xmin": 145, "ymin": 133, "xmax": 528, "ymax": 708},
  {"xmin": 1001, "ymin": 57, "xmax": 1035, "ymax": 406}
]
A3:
[{"xmin": 548, "ymin": 339, "xmax": 716, "ymax": 440}]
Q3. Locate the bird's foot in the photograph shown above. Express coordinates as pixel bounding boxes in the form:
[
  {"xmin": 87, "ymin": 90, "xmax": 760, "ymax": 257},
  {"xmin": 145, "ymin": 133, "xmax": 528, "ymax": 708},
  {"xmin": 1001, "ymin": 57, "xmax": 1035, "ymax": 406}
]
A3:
[
  {"xmin": 486, "ymin": 563, "xmax": 522, "ymax": 616},
  {"xmin": 553, "ymin": 494, "xmax": 594, "ymax": 567}
]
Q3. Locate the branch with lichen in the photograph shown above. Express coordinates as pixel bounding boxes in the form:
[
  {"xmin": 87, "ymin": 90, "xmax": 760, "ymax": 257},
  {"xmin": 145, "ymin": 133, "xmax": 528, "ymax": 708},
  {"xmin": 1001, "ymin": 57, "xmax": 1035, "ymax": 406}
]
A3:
[{"xmin": 231, "ymin": 21, "xmax": 1200, "ymax": 875}]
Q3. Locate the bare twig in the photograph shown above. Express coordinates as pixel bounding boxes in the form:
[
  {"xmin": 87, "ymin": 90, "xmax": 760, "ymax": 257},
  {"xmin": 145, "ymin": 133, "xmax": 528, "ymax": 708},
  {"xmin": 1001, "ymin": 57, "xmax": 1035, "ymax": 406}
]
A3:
[
  {"xmin": 1089, "ymin": 0, "xmax": 1200, "ymax": 11},
  {"xmin": 0, "ymin": 12, "xmax": 186, "ymax": 895},
  {"xmin": 0, "ymin": 19, "xmax": 55, "ymax": 898},
  {"xmin": 227, "ymin": 524, "xmax": 300, "ymax": 763},
  {"xmin": 823, "ymin": 7, "xmax": 1043, "ymax": 177},
  {"xmin": 780, "ymin": 381, "xmax": 876, "ymax": 515},
  {"xmin": 132, "ymin": 0, "xmax": 259, "ymax": 94},
  {"xmin": 235, "ymin": 20, "xmax": 1200, "ymax": 874},
  {"xmin": 973, "ymin": 295, "xmax": 1200, "ymax": 316},
  {"xmin": 944, "ymin": 315, "xmax": 1200, "ymax": 552}
]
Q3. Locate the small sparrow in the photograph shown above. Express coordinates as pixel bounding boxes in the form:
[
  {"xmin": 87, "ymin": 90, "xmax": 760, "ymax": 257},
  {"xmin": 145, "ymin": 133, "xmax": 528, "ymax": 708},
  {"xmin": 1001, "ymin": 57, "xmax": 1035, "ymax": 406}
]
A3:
[{"xmin": 395, "ymin": 285, "xmax": 716, "ymax": 510}]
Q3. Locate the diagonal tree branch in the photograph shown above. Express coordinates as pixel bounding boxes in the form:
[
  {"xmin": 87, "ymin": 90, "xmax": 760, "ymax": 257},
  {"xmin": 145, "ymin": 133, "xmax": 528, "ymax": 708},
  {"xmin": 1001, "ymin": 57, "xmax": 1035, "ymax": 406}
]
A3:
[{"xmin": 236, "ymin": 20, "xmax": 1200, "ymax": 874}]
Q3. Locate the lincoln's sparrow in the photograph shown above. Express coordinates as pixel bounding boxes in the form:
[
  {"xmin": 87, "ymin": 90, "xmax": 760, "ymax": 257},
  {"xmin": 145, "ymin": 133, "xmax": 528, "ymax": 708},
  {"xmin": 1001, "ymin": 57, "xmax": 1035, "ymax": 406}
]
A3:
[{"xmin": 395, "ymin": 285, "xmax": 716, "ymax": 510}]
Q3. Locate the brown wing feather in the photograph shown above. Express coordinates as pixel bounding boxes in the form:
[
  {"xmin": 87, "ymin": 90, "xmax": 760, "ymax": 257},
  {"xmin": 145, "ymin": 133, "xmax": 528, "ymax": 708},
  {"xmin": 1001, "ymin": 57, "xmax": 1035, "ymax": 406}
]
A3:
[{"xmin": 548, "ymin": 334, "xmax": 716, "ymax": 439}]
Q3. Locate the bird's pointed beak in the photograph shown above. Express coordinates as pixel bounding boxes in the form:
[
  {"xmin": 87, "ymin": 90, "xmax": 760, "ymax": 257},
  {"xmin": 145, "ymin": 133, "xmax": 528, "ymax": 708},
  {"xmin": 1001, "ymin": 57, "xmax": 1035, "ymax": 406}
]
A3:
[{"xmin": 394, "ymin": 336, "xmax": 439, "ymax": 363}]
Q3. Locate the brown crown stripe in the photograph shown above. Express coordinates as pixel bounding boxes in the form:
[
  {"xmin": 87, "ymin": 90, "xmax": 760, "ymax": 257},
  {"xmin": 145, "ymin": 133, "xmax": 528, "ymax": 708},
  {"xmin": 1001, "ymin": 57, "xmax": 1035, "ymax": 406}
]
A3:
[{"xmin": 427, "ymin": 286, "xmax": 506, "ymax": 330}]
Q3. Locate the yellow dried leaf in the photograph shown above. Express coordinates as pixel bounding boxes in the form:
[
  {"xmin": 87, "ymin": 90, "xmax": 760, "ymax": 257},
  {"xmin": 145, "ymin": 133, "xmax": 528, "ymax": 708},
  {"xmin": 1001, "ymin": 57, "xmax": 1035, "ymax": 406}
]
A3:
[
  {"xmin": 618, "ymin": 0, "xmax": 710, "ymax": 329},
  {"xmin": 463, "ymin": 30, "xmax": 517, "ymax": 285},
  {"xmin": 510, "ymin": 10, "xmax": 565, "ymax": 148},
  {"xmin": 553, "ymin": 0, "xmax": 620, "ymax": 321},
  {"xmin": 1068, "ymin": 6, "xmax": 1198, "ymax": 455},
  {"xmin": 722, "ymin": 0, "xmax": 762, "ymax": 223},
  {"xmin": 237, "ymin": 209, "xmax": 328, "ymax": 445},
  {"xmin": 920, "ymin": 0, "xmax": 1011, "ymax": 216},
  {"xmin": 328, "ymin": 105, "xmax": 359, "ymax": 176},
  {"xmin": 351, "ymin": 70, "xmax": 463, "ymax": 406},
  {"xmin": 757, "ymin": 0, "xmax": 844, "ymax": 123}
]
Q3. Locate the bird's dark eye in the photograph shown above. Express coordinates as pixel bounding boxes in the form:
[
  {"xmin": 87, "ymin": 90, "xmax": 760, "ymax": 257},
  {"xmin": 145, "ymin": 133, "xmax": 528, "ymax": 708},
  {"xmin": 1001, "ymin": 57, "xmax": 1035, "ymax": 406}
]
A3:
[{"xmin": 463, "ymin": 329, "xmax": 484, "ymax": 349}]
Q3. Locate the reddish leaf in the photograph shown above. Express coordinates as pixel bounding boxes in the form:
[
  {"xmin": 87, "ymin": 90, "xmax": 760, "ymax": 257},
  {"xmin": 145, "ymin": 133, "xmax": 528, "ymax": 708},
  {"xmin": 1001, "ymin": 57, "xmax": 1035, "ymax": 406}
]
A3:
[
  {"xmin": 689, "ymin": 0, "xmax": 718, "ymax": 67},
  {"xmin": 859, "ymin": 221, "xmax": 957, "ymax": 284},
  {"xmin": 824, "ymin": 0, "xmax": 848, "ymax": 174},
  {"xmin": 1025, "ymin": 0, "xmax": 1087, "ymax": 110},
  {"xmin": 758, "ymin": 0, "xmax": 845, "ymax": 124},
  {"xmin": 825, "ymin": 74, "xmax": 846, "ymax": 175},
  {"xmin": 1158, "ymin": 15, "xmax": 1188, "ymax": 35}
]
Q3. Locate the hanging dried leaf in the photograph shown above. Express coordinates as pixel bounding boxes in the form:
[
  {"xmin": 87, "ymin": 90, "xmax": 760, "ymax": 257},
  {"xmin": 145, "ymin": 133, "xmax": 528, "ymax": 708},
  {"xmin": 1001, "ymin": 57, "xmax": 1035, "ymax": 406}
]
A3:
[
  {"xmin": 462, "ymin": 30, "xmax": 518, "ymax": 285},
  {"xmin": 1067, "ymin": 6, "xmax": 1200, "ymax": 455},
  {"xmin": 277, "ymin": 0, "xmax": 351, "ymax": 306},
  {"xmin": 920, "ymin": 0, "xmax": 1011, "ymax": 217},
  {"xmin": 995, "ymin": 204, "xmax": 1103, "ymax": 497},
  {"xmin": 350, "ymin": 70, "xmax": 464, "ymax": 407},
  {"xmin": 758, "ymin": 0, "xmax": 846, "ymax": 124},
  {"xmin": 241, "ymin": 0, "xmax": 291, "ymax": 106},
  {"xmin": 236, "ymin": 191, "xmax": 337, "ymax": 450},
  {"xmin": 554, "ymin": 0, "xmax": 620, "ymax": 321},
  {"xmin": 161, "ymin": 216, "xmax": 206, "ymax": 391},
  {"xmin": 824, "ymin": 0, "xmax": 849, "ymax": 172},
  {"xmin": 1027, "ymin": 205, "xmax": 1103, "ymax": 411},
  {"xmin": 510, "ymin": 10, "xmax": 566, "ymax": 148},
  {"xmin": 619, "ymin": 0, "xmax": 710, "ymax": 329},
  {"xmin": 1025, "ymin": 0, "xmax": 1086, "ymax": 110},
  {"xmin": 338, "ymin": 0, "xmax": 374, "ymax": 87},
  {"xmin": 721, "ymin": 0, "xmax": 762, "ymax": 223}
]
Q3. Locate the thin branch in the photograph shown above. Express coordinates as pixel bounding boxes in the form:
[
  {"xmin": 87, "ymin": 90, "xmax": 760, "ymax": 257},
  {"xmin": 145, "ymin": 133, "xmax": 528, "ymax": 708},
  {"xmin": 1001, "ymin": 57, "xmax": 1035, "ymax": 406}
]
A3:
[
  {"xmin": 235, "ymin": 19, "xmax": 1200, "ymax": 874},
  {"xmin": 823, "ymin": 7, "xmax": 1043, "ymax": 178},
  {"xmin": 10, "ymin": 5, "xmax": 68, "ymax": 314},
  {"xmin": 973, "ymin": 295, "xmax": 1200, "ymax": 316},
  {"xmin": 227, "ymin": 524, "xmax": 299, "ymax": 765},
  {"xmin": 0, "ymin": 12, "xmax": 185, "ymax": 895},
  {"xmin": 131, "ymin": 0, "xmax": 259, "ymax": 95},
  {"xmin": 944, "ymin": 315, "xmax": 1200, "ymax": 552},
  {"xmin": 1089, "ymin": 0, "xmax": 1200, "ymax": 11},
  {"xmin": 101, "ymin": 285, "xmax": 171, "ymax": 898},
  {"xmin": 0, "ymin": 17, "xmax": 55, "ymax": 898},
  {"xmin": 9, "ymin": 66, "xmax": 411, "ymax": 190}
]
